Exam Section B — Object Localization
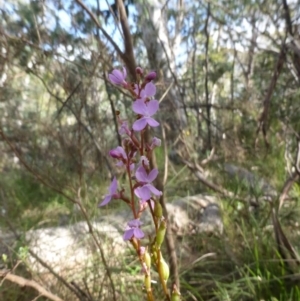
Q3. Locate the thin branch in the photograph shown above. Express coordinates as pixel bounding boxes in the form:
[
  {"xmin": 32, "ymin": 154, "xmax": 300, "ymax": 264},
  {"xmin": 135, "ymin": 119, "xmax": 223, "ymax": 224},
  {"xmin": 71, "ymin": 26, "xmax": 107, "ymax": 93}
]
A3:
[
  {"xmin": 282, "ymin": 0, "xmax": 294, "ymax": 36},
  {"xmin": 74, "ymin": 0, "xmax": 136, "ymax": 79},
  {"xmin": 116, "ymin": 0, "xmax": 137, "ymax": 78},
  {"xmin": 0, "ymin": 270, "xmax": 64, "ymax": 301},
  {"xmin": 256, "ymin": 45, "xmax": 286, "ymax": 149},
  {"xmin": 54, "ymin": 81, "xmax": 82, "ymax": 119},
  {"xmin": 278, "ymin": 172, "xmax": 299, "ymax": 211},
  {"xmin": 204, "ymin": 3, "xmax": 211, "ymax": 149},
  {"xmin": 74, "ymin": 0, "xmax": 123, "ymax": 59}
]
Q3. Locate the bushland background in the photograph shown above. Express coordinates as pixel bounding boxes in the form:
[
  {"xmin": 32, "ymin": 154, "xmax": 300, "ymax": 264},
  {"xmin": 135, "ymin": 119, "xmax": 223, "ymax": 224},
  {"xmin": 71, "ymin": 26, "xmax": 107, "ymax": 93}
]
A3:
[{"xmin": 1, "ymin": 0, "xmax": 300, "ymax": 300}]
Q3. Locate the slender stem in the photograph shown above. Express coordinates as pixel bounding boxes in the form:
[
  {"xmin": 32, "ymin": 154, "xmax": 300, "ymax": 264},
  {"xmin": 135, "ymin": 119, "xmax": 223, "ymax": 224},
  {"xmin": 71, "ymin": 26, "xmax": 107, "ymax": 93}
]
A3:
[
  {"xmin": 146, "ymin": 287, "xmax": 155, "ymax": 301},
  {"xmin": 148, "ymin": 199, "xmax": 158, "ymax": 231},
  {"xmin": 127, "ymin": 163, "xmax": 137, "ymax": 219},
  {"xmin": 141, "ymin": 129, "xmax": 144, "ymax": 156}
]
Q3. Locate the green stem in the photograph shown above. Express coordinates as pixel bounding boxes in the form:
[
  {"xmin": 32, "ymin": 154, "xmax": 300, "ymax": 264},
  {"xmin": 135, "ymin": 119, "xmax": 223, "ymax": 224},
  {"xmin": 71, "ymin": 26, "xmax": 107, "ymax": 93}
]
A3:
[{"xmin": 146, "ymin": 288, "xmax": 155, "ymax": 301}]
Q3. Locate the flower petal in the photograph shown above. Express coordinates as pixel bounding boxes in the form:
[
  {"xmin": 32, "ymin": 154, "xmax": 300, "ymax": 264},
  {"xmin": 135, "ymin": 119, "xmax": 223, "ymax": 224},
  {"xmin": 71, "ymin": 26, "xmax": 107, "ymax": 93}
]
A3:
[
  {"xmin": 109, "ymin": 177, "xmax": 118, "ymax": 194},
  {"xmin": 128, "ymin": 219, "xmax": 142, "ymax": 228},
  {"xmin": 108, "ymin": 74, "xmax": 120, "ymax": 85},
  {"xmin": 147, "ymin": 184, "xmax": 163, "ymax": 196},
  {"xmin": 144, "ymin": 82, "xmax": 156, "ymax": 97},
  {"xmin": 147, "ymin": 168, "xmax": 158, "ymax": 182},
  {"xmin": 110, "ymin": 70, "xmax": 123, "ymax": 84},
  {"xmin": 147, "ymin": 100, "xmax": 159, "ymax": 116},
  {"xmin": 133, "ymin": 228, "xmax": 145, "ymax": 239},
  {"xmin": 109, "ymin": 146, "xmax": 127, "ymax": 159},
  {"xmin": 98, "ymin": 194, "xmax": 112, "ymax": 207},
  {"xmin": 133, "ymin": 118, "xmax": 148, "ymax": 131},
  {"xmin": 135, "ymin": 166, "xmax": 148, "ymax": 182},
  {"xmin": 139, "ymin": 89, "xmax": 146, "ymax": 100},
  {"xmin": 132, "ymin": 99, "xmax": 147, "ymax": 115},
  {"xmin": 135, "ymin": 186, "xmax": 151, "ymax": 201},
  {"xmin": 123, "ymin": 229, "xmax": 134, "ymax": 241},
  {"xmin": 146, "ymin": 117, "xmax": 159, "ymax": 128},
  {"xmin": 117, "ymin": 146, "xmax": 127, "ymax": 159}
]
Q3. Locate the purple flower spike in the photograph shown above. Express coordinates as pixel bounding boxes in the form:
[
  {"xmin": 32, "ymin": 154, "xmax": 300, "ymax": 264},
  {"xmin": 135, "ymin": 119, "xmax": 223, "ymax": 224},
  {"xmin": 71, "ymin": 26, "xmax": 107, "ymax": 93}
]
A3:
[
  {"xmin": 108, "ymin": 67, "xmax": 127, "ymax": 86},
  {"xmin": 134, "ymin": 166, "xmax": 162, "ymax": 201},
  {"xmin": 132, "ymin": 99, "xmax": 160, "ymax": 131},
  {"xmin": 145, "ymin": 71, "xmax": 157, "ymax": 81},
  {"xmin": 99, "ymin": 177, "xmax": 118, "ymax": 207},
  {"xmin": 123, "ymin": 219, "xmax": 145, "ymax": 241}
]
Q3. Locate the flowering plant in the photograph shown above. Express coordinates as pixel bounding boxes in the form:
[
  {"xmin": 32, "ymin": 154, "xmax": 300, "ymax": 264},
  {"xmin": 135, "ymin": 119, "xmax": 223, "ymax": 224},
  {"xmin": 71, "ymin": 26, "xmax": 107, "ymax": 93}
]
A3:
[{"xmin": 99, "ymin": 66, "xmax": 181, "ymax": 301}]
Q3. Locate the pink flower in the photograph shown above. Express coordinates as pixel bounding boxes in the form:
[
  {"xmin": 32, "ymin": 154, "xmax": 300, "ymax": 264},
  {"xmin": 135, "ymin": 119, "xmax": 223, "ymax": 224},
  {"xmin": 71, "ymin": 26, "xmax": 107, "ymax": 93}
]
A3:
[
  {"xmin": 109, "ymin": 146, "xmax": 127, "ymax": 160},
  {"xmin": 109, "ymin": 146, "xmax": 135, "ymax": 170},
  {"xmin": 132, "ymin": 99, "xmax": 160, "ymax": 131},
  {"xmin": 98, "ymin": 177, "xmax": 118, "ymax": 206},
  {"xmin": 123, "ymin": 219, "xmax": 145, "ymax": 241},
  {"xmin": 134, "ymin": 166, "xmax": 162, "ymax": 201},
  {"xmin": 108, "ymin": 67, "xmax": 127, "ymax": 86}
]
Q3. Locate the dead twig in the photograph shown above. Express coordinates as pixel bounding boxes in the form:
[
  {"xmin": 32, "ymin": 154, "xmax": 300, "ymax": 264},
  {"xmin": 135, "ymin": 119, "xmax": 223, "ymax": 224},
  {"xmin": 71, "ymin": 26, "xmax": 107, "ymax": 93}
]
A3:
[
  {"xmin": 271, "ymin": 208, "xmax": 300, "ymax": 273},
  {"xmin": 0, "ymin": 269, "xmax": 64, "ymax": 301},
  {"xmin": 255, "ymin": 46, "xmax": 286, "ymax": 149}
]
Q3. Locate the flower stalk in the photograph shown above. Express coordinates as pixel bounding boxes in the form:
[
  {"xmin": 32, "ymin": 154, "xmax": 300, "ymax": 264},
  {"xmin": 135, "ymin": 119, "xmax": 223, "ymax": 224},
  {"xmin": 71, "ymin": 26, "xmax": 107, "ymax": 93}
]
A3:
[{"xmin": 99, "ymin": 66, "xmax": 181, "ymax": 300}]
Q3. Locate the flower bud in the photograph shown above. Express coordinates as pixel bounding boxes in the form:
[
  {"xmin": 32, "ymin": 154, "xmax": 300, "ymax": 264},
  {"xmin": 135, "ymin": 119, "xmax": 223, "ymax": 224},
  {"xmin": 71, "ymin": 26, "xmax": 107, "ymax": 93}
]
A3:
[
  {"xmin": 158, "ymin": 255, "xmax": 169, "ymax": 282},
  {"xmin": 155, "ymin": 219, "xmax": 166, "ymax": 248},
  {"xmin": 145, "ymin": 71, "xmax": 156, "ymax": 81},
  {"xmin": 154, "ymin": 201, "xmax": 163, "ymax": 218},
  {"xmin": 150, "ymin": 137, "xmax": 161, "ymax": 149},
  {"xmin": 136, "ymin": 67, "xmax": 143, "ymax": 75}
]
